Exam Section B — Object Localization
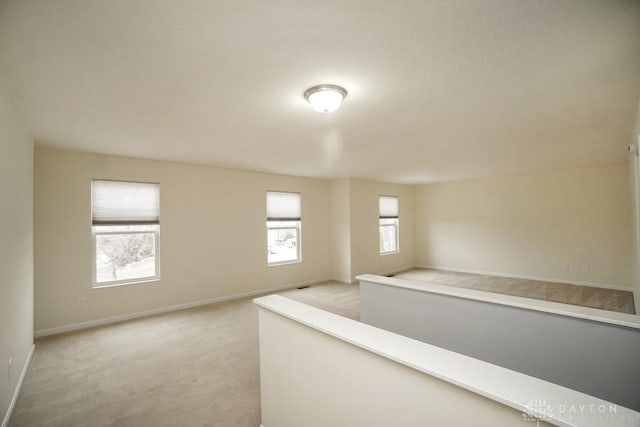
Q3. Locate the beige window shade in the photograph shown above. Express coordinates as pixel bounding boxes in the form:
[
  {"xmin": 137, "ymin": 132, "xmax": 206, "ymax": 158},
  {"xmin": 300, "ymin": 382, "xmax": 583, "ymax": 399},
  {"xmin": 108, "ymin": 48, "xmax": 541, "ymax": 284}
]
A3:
[
  {"xmin": 267, "ymin": 191, "xmax": 301, "ymax": 221},
  {"xmin": 92, "ymin": 180, "xmax": 160, "ymax": 225},
  {"xmin": 379, "ymin": 196, "xmax": 398, "ymax": 218}
]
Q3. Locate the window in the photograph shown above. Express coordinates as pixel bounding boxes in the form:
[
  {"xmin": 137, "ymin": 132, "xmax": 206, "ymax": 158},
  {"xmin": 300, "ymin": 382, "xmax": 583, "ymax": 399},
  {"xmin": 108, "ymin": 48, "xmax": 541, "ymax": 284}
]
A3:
[
  {"xmin": 267, "ymin": 191, "xmax": 301, "ymax": 265},
  {"xmin": 92, "ymin": 180, "xmax": 160, "ymax": 287},
  {"xmin": 379, "ymin": 195, "xmax": 399, "ymax": 254}
]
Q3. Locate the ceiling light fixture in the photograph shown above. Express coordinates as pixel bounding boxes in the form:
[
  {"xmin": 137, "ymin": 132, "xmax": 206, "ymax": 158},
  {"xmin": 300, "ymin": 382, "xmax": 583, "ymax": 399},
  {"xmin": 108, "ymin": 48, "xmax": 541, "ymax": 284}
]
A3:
[{"xmin": 304, "ymin": 84, "xmax": 347, "ymax": 113}]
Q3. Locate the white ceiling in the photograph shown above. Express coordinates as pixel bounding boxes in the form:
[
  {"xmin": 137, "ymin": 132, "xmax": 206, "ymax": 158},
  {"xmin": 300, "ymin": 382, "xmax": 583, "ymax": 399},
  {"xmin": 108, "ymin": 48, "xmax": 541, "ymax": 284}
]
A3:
[{"xmin": 1, "ymin": 0, "xmax": 639, "ymax": 184}]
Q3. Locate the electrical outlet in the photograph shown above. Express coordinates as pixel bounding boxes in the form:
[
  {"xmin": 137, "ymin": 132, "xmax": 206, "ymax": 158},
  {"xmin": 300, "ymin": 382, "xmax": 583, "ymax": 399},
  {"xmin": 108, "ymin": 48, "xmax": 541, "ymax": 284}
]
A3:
[
  {"xmin": 562, "ymin": 263, "xmax": 571, "ymax": 271},
  {"xmin": 582, "ymin": 264, "xmax": 590, "ymax": 272},
  {"xmin": 78, "ymin": 297, "xmax": 85, "ymax": 307},
  {"xmin": 8, "ymin": 357, "xmax": 13, "ymax": 379}
]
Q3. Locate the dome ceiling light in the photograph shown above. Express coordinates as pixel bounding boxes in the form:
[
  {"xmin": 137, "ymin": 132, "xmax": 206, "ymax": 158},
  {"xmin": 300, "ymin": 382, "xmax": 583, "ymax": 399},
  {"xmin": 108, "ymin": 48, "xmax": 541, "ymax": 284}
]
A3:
[{"xmin": 304, "ymin": 84, "xmax": 348, "ymax": 113}]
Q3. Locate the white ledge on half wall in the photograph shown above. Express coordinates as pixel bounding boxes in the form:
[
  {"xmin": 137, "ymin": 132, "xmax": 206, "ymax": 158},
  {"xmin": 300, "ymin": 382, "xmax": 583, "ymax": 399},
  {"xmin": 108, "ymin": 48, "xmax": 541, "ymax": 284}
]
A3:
[
  {"xmin": 356, "ymin": 274, "xmax": 640, "ymax": 330},
  {"xmin": 254, "ymin": 294, "xmax": 640, "ymax": 427}
]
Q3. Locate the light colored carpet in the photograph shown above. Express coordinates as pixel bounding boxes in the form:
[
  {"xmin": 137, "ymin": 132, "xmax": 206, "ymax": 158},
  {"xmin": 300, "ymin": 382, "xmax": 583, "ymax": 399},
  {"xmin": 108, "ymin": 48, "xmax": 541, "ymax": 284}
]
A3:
[
  {"xmin": 278, "ymin": 283, "xmax": 360, "ymax": 320},
  {"xmin": 9, "ymin": 272, "xmax": 633, "ymax": 426},
  {"xmin": 393, "ymin": 268, "xmax": 635, "ymax": 314},
  {"xmin": 9, "ymin": 281, "xmax": 358, "ymax": 427}
]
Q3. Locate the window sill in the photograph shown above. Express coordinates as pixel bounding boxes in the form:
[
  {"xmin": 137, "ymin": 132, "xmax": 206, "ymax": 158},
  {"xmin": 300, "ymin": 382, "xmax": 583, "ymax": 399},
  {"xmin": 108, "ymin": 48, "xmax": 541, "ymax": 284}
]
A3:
[
  {"xmin": 380, "ymin": 251, "xmax": 399, "ymax": 256},
  {"xmin": 92, "ymin": 277, "xmax": 160, "ymax": 289},
  {"xmin": 268, "ymin": 260, "xmax": 302, "ymax": 267}
]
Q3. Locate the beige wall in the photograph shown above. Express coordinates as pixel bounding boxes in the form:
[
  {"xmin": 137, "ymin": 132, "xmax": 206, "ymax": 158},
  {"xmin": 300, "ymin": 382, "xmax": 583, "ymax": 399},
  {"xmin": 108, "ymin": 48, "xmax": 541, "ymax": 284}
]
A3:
[
  {"xmin": 630, "ymin": 156, "xmax": 637, "ymax": 284},
  {"xmin": 34, "ymin": 148, "xmax": 332, "ymax": 333},
  {"xmin": 328, "ymin": 178, "xmax": 416, "ymax": 284},
  {"xmin": 0, "ymin": 75, "xmax": 33, "ymax": 423},
  {"xmin": 330, "ymin": 179, "xmax": 351, "ymax": 283},
  {"xmin": 415, "ymin": 164, "xmax": 633, "ymax": 288},
  {"xmin": 349, "ymin": 179, "xmax": 415, "ymax": 281},
  {"xmin": 33, "ymin": 145, "xmax": 636, "ymax": 334},
  {"xmin": 631, "ymin": 97, "xmax": 640, "ymax": 312}
]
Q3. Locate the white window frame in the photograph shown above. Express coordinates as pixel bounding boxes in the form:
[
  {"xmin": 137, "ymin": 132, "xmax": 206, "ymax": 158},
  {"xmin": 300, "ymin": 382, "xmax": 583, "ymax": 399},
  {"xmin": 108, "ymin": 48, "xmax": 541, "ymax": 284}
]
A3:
[
  {"xmin": 379, "ymin": 218, "xmax": 399, "ymax": 255},
  {"xmin": 266, "ymin": 220, "xmax": 302, "ymax": 266},
  {"xmin": 92, "ymin": 227, "xmax": 161, "ymax": 288},
  {"xmin": 379, "ymin": 195, "xmax": 399, "ymax": 255},
  {"xmin": 91, "ymin": 179, "xmax": 161, "ymax": 288},
  {"xmin": 266, "ymin": 191, "xmax": 302, "ymax": 266}
]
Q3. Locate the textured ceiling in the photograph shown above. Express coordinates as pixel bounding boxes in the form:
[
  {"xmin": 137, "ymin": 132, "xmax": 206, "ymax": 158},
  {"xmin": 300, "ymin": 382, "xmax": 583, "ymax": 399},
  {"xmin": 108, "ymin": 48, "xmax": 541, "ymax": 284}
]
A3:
[{"xmin": 1, "ymin": 0, "xmax": 639, "ymax": 183}]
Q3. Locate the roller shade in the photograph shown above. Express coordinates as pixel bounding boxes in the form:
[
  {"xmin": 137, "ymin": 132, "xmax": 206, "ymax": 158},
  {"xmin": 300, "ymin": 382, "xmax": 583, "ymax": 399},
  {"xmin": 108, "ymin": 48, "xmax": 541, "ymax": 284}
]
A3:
[
  {"xmin": 92, "ymin": 180, "xmax": 160, "ymax": 225},
  {"xmin": 379, "ymin": 196, "xmax": 398, "ymax": 219},
  {"xmin": 267, "ymin": 191, "xmax": 301, "ymax": 221}
]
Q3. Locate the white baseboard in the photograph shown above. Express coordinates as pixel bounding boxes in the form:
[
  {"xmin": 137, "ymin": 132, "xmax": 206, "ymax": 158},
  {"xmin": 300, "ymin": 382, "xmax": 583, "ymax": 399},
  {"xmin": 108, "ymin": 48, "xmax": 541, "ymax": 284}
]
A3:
[
  {"xmin": 2, "ymin": 344, "xmax": 35, "ymax": 427},
  {"xmin": 332, "ymin": 276, "xmax": 354, "ymax": 284},
  {"xmin": 417, "ymin": 265, "xmax": 632, "ymax": 292},
  {"xmin": 34, "ymin": 277, "xmax": 331, "ymax": 338}
]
